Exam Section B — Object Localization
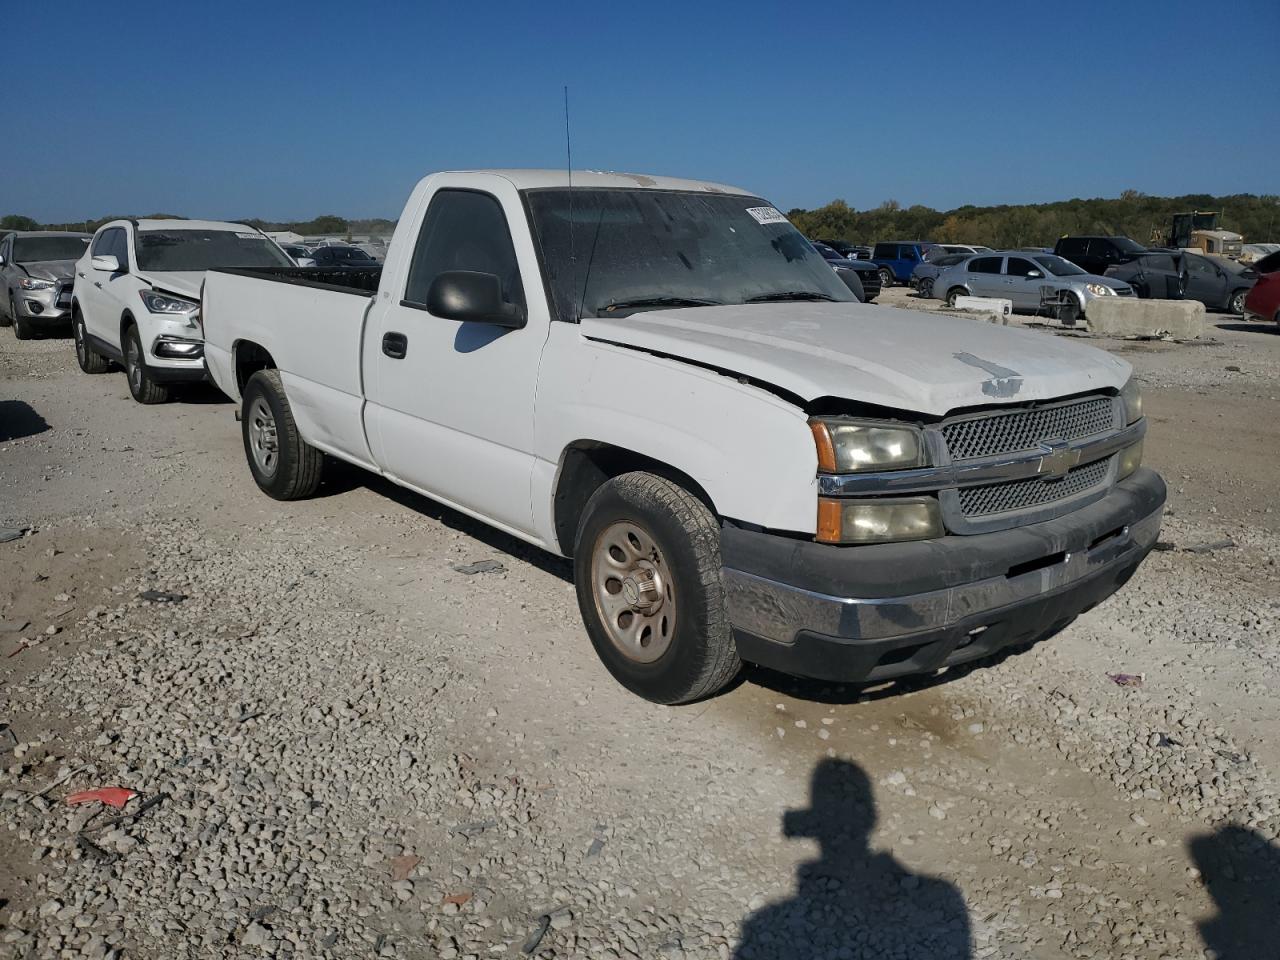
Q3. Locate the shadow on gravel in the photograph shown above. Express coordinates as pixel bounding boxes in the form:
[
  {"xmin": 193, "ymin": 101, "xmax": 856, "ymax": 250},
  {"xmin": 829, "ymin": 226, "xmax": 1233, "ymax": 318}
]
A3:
[
  {"xmin": 741, "ymin": 635, "xmax": 1043, "ymax": 705},
  {"xmin": 317, "ymin": 459, "xmax": 574, "ymax": 582},
  {"xmin": 1190, "ymin": 825, "xmax": 1280, "ymax": 959},
  {"xmin": 735, "ymin": 758, "xmax": 971, "ymax": 959},
  {"xmin": 0, "ymin": 400, "xmax": 51, "ymax": 442},
  {"xmin": 1215, "ymin": 322, "xmax": 1280, "ymax": 335}
]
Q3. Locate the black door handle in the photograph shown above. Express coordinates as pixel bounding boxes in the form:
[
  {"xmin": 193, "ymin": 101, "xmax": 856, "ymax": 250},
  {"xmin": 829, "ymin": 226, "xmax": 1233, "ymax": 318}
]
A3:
[{"xmin": 382, "ymin": 331, "xmax": 408, "ymax": 359}]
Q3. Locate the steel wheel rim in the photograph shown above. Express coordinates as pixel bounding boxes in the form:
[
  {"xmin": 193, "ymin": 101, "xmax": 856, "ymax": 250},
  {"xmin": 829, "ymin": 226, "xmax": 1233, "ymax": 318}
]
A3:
[
  {"xmin": 1230, "ymin": 292, "xmax": 1243, "ymax": 314},
  {"xmin": 880, "ymin": 269, "xmax": 892, "ymax": 288},
  {"xmin": 248, "ymin": 397, "xmax": 279, "ymax": 476},
  {"xmin": 126, "ymin": 339, "xmax": 142, "ymax": 392},
  {"xmin": 590, "ymin": 520, "xmax": 676, "ymax": 664}
]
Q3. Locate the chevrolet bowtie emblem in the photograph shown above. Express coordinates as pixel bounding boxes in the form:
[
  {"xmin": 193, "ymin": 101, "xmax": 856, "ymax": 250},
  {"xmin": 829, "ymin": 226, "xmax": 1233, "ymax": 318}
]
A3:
[{"xmin": 1037, "ymin": 439, "xmax": 1080, "ymax": 479}]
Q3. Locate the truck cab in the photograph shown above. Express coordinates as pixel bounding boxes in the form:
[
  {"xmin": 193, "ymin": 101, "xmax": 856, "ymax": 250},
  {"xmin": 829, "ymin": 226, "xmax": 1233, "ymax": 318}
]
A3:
[{"xmin": 201, "ymin": 170, "xmax": 1165, "ymax": 704}]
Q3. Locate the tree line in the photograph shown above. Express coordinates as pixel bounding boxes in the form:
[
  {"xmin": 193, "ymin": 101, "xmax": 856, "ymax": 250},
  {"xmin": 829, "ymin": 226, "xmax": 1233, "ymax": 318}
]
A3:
[{"xmin": 787, "ymin": 191, "xmax": 1280, "ymax": 249}]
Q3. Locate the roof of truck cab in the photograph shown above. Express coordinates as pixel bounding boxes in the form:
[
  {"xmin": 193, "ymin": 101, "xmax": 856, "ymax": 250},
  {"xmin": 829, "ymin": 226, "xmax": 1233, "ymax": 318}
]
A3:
[
  {"xmin": 450, "ymin": 169, "xmax": 753, "ymax": 195},
  {"xmin": 134, "ymin": 218, "xmax": 257, "ymax": 232}
]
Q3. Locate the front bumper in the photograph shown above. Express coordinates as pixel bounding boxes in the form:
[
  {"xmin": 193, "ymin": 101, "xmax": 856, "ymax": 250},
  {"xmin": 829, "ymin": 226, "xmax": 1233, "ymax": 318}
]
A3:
[
  {"xmin": 13, "ymin": 283, "xmax": 73, "ymax": 321},
  {"xmin": 722, "ymin": 468, "xmax": 1165, "ymax": 683}
]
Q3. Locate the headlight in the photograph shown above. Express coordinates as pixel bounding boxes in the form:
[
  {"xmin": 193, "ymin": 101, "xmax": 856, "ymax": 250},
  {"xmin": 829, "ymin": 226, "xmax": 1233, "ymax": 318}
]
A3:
[
  {"xmin": 817, "ymin": 497, "xmax": 942, "ymax": 544},
  {"xmin": 139, "ymin": 289, "xmax": 199, "ymax": 315},
  {"xmin": 809, "ymin": 419, "xmax": 927, "ymax": 473},
  {"xmin": 1120, "ymin": 377, "xmax": 1143, "ymax": 424},
  {"xmin": 18, "ymin": 277, "xmax": 56, "ymax": 290},
  {"xmin": 1085, "ymin": 283, "xmax": 1114, "ymax": 297},
  {"xmin": 1118, "ymin": 440, "xmax": 1143, "ymax": 479}
]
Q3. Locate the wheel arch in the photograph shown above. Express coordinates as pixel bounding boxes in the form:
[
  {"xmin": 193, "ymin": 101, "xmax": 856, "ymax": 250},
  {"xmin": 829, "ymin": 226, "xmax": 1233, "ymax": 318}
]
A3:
[
  {"xmin": 232, "ymin": 339, "xmax": 277, "ymax": 393},
  {"xmin": 551, "ymin": 441, "xmax": 719, "ymax": 557},
  {"xmin": 118, "ymin": 309, "xmax": 138, "ymax": 345}
]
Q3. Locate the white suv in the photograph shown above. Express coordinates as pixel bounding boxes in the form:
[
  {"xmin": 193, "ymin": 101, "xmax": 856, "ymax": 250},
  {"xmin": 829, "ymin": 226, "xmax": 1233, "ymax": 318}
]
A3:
[{"xmin": 71, "ymin": 219, "xmax": 293, "ymax": 403}]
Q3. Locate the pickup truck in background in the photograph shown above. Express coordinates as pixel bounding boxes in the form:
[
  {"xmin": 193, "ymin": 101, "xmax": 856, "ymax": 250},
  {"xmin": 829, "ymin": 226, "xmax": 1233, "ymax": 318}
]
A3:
[{"xmin": 201, "ymin": 170, "xmax": 1165, "ymax": 704}]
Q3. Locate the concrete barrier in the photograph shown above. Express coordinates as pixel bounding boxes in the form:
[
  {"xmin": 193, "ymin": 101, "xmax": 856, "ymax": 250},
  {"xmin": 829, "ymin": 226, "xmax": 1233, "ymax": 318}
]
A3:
[
  {"xmin": 1086, "ymin": 298, "xmax": 1205, "ymax": 339},
  {"xmin": 953, "ymin": 296, "xmax": 1013, "ymax": 325}
]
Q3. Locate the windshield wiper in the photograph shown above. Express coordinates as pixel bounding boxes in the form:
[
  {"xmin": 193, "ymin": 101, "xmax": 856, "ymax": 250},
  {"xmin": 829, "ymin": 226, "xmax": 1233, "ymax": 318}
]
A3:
[
  {"xmin": 744, "ymin": 291, "xmax": 837, "ymax": 303},
  {"xmin": 597, "ymin": 296, "xmax": 722, "ymax": 314}
]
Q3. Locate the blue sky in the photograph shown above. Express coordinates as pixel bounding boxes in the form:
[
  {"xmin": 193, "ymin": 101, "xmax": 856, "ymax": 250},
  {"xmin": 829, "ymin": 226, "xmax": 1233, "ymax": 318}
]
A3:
[{"xmin": 7, "ymin": 0, "xmax": 1278, "ymax": 222}]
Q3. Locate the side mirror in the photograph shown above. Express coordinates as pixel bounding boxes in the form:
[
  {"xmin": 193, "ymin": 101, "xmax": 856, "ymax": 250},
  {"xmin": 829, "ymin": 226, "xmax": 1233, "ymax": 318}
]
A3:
[
  {"xmin": 92, "ymin": 254, "xmax": 121, "ymax": 273},
  {"xmin": 1026, "ymin": 269, "xmax": 1043, "ymax": 279},
  {"xmin": 426, "ymin": 270, "xmax": 525, "ymax": 329}
]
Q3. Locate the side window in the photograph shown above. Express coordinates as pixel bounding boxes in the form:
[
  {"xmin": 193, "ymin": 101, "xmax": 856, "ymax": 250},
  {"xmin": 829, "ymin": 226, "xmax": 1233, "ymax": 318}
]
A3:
[
  {"xmin": 901, "ymin": 246, "xmax": 919, "ymax": 262},
  {"xmin": 91, "ymin": 229, "xmax": 112, "ymax": 257},
  {"xmin": 1088, "ymin": 239, "xmax": 1119, "ymax": 262},
  {"xmin": 110, "ymin": 229, "xmax": 130, "ymax": 268},
  {"xmin": 969, "ymin": 256, "xmax": 1002, "ymax": 274},
  {"xmin": 1006, "ymin": 257, "xmax": 1038, "ymax": 277},
  {"xmin": 404, "ymin": 190, "xmax": 524, "ymax": 310},
  {"xmin": 1186, "ymin": 257, "xmax": 1212, "ymax": 276},
  {"xmin": 873, "ymin": 243, "xmax": 895, "ymax": 259}
]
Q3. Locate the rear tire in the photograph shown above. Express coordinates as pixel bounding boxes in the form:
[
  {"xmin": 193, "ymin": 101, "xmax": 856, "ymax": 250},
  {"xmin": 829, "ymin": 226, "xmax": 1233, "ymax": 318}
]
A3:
[
  {"xmin": 1228, "ymin": 289, "xmax": 1246, "ymax": 315},
  {"xmin": 124, "ymin": 325, "xmax": 170, "ymax": 404},
  {"xmin": 573, "ymin": 472, "xmax": 740, "ymax": 704},
  {"xmin": 878, "ymin": 267, "xmax": 894, "ymax": 289},
  {"xmin": 946, "ymin": 287, "xmax": 967, "ymax": 308},
  {"xmin": 74, "ymin": 311, "xmax": 110, "ymax": 373},
  {"xmin": 918, "ymin": 277, "xmax": 934, "ymax": 299},
  {"xmin": 241, "ymin": 369, "xmax": 324, "ymax": 500}
]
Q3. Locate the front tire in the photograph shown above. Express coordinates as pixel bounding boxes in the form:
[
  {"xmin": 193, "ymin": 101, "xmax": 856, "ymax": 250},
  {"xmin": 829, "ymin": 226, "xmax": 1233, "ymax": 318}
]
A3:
[
  {"xmin": 878, "ymin": 267, "xmax": 894, "ymax": 289},
  {"xmin": 1228, "ymin": 289, "xmax": 1247, "ymax": 315},
  {"xmin": 241, "ymin": 369, "xmax": 324, "ymax": 500},
  {"xmin": 124, "ymin": 325, "xmax": 170, "ymax": 404},
  {"xmin": 74, "ymin": 311, "xmax": 110, "ymax": 374},
  {"xmin": 918, "ymin": 277, "xmax": 934, "ymax": 299},
  {"xmin": 573, "ymin": 472, "xmax": 740, "ymax": 704},
  {"xmin": 11, "ymin": 297, "xmax": 32, "ymax": 340}
]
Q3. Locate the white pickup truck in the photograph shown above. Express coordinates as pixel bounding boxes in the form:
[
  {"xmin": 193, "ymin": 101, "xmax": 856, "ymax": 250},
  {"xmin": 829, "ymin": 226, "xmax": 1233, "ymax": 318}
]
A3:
[{"xmin": 201, "ymin": 170, "xmax": 1165, "ymax": 704}]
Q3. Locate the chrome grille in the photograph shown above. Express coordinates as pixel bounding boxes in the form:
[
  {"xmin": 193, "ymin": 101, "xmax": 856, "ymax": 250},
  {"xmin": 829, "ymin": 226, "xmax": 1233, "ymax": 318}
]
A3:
[
  {"xmin": 942, "ymin": 397, "xmax": 1115, "ymax": 461},
  {"xmin": 957, "ymin": 457, "xmax": 1110, "ymax": 518}
]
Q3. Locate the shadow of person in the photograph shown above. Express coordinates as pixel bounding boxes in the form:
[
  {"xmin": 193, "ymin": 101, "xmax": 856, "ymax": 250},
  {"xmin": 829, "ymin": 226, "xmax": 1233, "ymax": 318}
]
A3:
[
  {"xmin": 735, "ymin": 758, "xmax": 971, "ymax": 959},
  {"xmin": 1190, "ymin": 824, "xmax": 1280, "ymax": 959}
]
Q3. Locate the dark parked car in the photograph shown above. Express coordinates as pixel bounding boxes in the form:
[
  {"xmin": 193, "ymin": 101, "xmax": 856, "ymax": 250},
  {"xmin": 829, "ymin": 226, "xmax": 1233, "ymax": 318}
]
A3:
[
  {"xmin": 810, "ymin": 241, "xmax": 881, "ymax": 301},
  {"xmin": 1053, "ymin": 236, "xmax": 1147, "ymax": 277},
  {"xmin": 816, "ymin": 239, "xmax": 872, "ymax": 260},
  {"xmin": 1250, "ymin": 249, "xmax": 1280, "ymax": 275},
  {"xmin": 308, "ymin": 245, "xmax": 378, "ymax": 267},
  {"xmin": 1104, "ymin": 251, "xmax": 1255, "ymax": 311},
  {"xmin": 910, "ymin": 253, "xmax": 971, "ymax": 298},
  {"xmin": 870, "ymin": 241, "xmax": 938, "ymax": 288}
]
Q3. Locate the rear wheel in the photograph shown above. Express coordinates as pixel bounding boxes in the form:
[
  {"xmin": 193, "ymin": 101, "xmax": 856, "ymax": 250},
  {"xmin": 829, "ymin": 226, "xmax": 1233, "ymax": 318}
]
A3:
[
  {"xmin": 1228, "ymin": 289, "xmax": 1247, "ymax": 315},
  {"xmin": 241, "ymin": 369, "xmax": 324, "ymax": 500},
  {"xmin": 74, "ymin": 311, "xmax": 110, "ymax": 373},
  {"xmin": 918, "ymin": 277, "xmax": 934, "ymax": 299},
  {"xmin": 946, "ymin": 287, "xmax": 967, "ymax": 308},
  {"xmin": 573, "ymin": 472, "xmax": 739, "ymax": 704},
  {"xmin": 878, "ymin": 267, "xmax": 894, "ymax": 289},
  {"xmin": 124, "ymin": 325, "xmax": 170, "ymax": 404}
]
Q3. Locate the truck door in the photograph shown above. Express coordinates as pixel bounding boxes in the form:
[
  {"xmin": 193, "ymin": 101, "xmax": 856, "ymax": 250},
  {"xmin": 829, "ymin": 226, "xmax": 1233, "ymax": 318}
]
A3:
[
  {"xmin": 1184, "ymin": 254, "xmax": 1225, "ymax": 306},
  {"xmin": 364, "ymin": 184, "xmax": 542, "ymax": 536},
  {"xmin": 965, "ymin": 255, "xmax": 1005, "ymax": 297},
  {"xmin": 78, "ymin": 227, "xmax": 129, "ymax": 343},
  {"xmin": 1002, "ymin": 256, "xmax": 1043, "ymax": 309}
]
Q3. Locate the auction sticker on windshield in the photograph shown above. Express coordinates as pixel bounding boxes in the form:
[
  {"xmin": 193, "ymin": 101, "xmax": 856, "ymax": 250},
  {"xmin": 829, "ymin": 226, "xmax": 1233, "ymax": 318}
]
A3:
[{"xmin": 745, "ymin": 206, "xmax": 788, "ymax": 225}]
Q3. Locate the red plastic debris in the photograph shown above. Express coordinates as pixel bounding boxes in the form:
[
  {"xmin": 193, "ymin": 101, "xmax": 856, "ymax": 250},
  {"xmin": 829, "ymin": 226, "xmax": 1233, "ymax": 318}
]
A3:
[
  {"xmin": 388, "ymin": 855, "xmax": 421, "ymax": 882},
  {"xmin": 65, "ymin": 787, "xmax": 138, "ymax": 809},
  {"xmin": 1106, "ymin": 672, "xmax": 1144, "ymax": 688},
  {"xmin": 443, "ymin": 891, "xmax": 472, "ymax": 906}
]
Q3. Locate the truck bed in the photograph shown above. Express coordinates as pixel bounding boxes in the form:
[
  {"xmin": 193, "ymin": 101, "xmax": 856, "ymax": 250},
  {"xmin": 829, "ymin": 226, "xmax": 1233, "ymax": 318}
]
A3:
[{"xmin": 201, "ymin": 266, "xmax": 380, "ymax": 469}]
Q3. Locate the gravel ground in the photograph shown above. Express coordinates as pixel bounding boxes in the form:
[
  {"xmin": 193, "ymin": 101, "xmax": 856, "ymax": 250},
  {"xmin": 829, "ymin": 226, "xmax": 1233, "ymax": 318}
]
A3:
[{"xmin": 2, "ymin": 306, "xmax": 1279, "ymax": 960}]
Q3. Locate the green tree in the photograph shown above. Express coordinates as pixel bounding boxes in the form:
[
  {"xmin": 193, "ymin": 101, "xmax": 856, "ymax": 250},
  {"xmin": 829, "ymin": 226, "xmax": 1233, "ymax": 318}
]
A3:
[{"xmin": 1, "ymin": 214, "xmax": 40, "ymax": 231}]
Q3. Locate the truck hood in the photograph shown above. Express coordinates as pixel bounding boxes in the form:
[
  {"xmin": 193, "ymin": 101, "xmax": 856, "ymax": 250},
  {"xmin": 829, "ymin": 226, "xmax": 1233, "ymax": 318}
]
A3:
[
  {"xmin": 136, "ymin": 271, "xmax": 205, "ymax": 300},
  {"xmin": 580, "ymin": 302, "xmax": 1130, "ymax": 416},
  {"xmin": 19, "ymin": 260, "xmax": 77, "ymax": 282}
]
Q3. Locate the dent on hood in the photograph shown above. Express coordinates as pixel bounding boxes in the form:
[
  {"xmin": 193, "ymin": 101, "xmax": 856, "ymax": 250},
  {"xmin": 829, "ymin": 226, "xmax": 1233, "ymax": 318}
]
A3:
[{"xmin": 953, "ymin": 351, "xmax": 1023, "ymax": 398}]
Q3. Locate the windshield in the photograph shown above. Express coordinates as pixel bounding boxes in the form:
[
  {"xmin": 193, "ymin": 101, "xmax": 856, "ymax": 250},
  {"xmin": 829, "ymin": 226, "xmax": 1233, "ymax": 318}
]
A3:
[
  {"xmin": 1136, "ymin": 253, "xmax": 1177, "ymax": 272},
  {"xmin": 135, "ymin": 229, "xmax": 292, "ymax": 272},
  {"xmin": 337, "ymin": 247, "xmax": 374, "ymax": 262},
  {"xmin": 12, "ymin": 236, "xmax": 90, "ymax": 262},
  {"xmin": 1033, "ymin": 255, "xmax": 1087, "ymax": 277},
  {"xmin": 1112, "ymin": 237, "xmax": 1146, "ymax": 254},
  {"xmin": 524, "ymin": 188, "xmax": 853, "ymax": 320}
]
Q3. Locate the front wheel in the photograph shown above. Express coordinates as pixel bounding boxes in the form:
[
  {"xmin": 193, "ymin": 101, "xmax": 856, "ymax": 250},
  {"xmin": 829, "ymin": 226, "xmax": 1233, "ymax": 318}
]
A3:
[
  {"xmin": 573, "ymin": 472, "xmax": 740, "ymax": 704},
  {"xmin": 878, "ymin": 267, "xmax": 894, "ymax": 289},
  {"xmin": 74, "ymin": 312, "xmax": 110, "ymax": 373},
  {"xmin": 241, "ymin": 369, "xmax": 324, "ymax": 500},
  {"xmin": 1228, "ymin": 289, "xmax": 1247, "ymax": 315},
  {"xmin": 10, "ymin": 297, "xmax": 32, "ymax": 340},
  {"xmin": 124, "ymin": 325, "xmax": 170, "ymax": 403}
]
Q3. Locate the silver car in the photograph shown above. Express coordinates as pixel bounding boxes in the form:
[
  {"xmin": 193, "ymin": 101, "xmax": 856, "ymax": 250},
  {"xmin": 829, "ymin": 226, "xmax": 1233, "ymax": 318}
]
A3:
[
  {"xmin": 933, "ymin": 251, "xmax": 1132, "ymax": 324},
  {"xmin": 0, "ymin": 230, "xmax": 92, "ymax": 339}
]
